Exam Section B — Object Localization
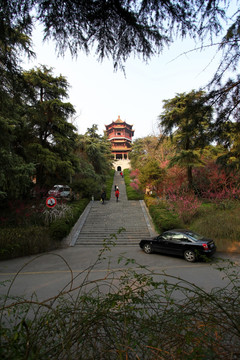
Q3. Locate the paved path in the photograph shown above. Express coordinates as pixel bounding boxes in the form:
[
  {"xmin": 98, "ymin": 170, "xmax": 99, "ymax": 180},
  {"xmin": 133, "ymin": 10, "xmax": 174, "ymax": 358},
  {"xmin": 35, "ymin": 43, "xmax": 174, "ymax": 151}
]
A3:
[{"xmin": 68, "ymin": 171, "xmax": 157, "ymax": 246}]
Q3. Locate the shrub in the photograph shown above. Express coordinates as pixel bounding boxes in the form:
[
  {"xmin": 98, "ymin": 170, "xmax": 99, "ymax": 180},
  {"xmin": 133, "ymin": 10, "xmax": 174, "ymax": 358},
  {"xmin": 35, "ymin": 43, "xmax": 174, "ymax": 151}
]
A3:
[
  {"xmin": 49, "ymin": 220, "xmax": 71, "ymax": 241},
  {"xmin": 148, "ymin": 203, "xmax": 182, "ymax": 232},
  {"xmin": 167, "ymin": 191, "xmax": 201, "ymax": 224},
  {"xmin": 105, "ymin": 169, "xmax": 115, "ymax": 200},
  {"xmin": 0, "ymin": 199, "xmax": 90, "ymax": 259},
  {"xmin": 0, "ymin": 199, "xmax": 46, "ymax": 227},
  {"xmin": 124, "ymin": 169, "xmax": 144, "ymax": 200},
  {"xmin": 0, "ymin": 226, "xmax": 54, "ymax": 260},
  {"xmin": 144, "ymin": 195, "xmax": 159, "ymax": 208},
  {"xmin": 1, "ymin": 251, "xmax": 240, "ymax": 359},
  {"xmin": 43, "ymin": 203, "xmax": 73, "ymax": 225},
  {"xmin": 49, "ymin": 198, "xmax": 89, "ymax": 241}
]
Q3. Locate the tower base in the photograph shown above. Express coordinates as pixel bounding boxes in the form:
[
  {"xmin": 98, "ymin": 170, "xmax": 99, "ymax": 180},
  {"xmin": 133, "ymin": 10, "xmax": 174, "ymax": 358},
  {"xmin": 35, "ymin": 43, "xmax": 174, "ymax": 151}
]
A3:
[{"xmin": 113, "ymin": 159, "xmax": 131, "ymax": 172}]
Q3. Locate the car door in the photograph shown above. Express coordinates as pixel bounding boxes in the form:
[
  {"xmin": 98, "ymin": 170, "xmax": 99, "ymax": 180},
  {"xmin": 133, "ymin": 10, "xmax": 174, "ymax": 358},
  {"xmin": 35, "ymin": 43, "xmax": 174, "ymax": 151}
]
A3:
[
  {"xmin": 152, "ymin": 234, "xmax": 172, "ymax": 254},
  {"xmin": 166, "ymin": 233, "xmax": 186, "ymax": 255}
]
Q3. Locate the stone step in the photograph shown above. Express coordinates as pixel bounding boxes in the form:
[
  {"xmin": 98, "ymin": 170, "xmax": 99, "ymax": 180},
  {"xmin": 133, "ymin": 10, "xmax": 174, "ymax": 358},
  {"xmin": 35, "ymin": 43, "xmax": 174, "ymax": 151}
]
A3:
[
  {"xmin": 78, "ymin": 228, "xmax": 150, "ymax": 232},
  {"xmin": 75, "ymin": 243, "xmax": 139, "ymax": 246},
  {"xmin": 76, "ymin": 235, "xmax": 143, "ymax": 239},
  {"xmin": 68, "ymin": 171, "xmax": 157, "ymax": 247}
]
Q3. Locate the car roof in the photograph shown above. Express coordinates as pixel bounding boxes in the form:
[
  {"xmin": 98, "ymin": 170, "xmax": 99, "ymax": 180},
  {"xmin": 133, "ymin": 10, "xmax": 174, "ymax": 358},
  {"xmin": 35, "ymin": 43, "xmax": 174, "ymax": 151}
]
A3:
[
  {"xmin": 53, "ymin": 185, "xmax": 70, "ymax": 188},
  {"xmin": 164, "ymin": 229, "xmax": 189, "ymax": 234}
]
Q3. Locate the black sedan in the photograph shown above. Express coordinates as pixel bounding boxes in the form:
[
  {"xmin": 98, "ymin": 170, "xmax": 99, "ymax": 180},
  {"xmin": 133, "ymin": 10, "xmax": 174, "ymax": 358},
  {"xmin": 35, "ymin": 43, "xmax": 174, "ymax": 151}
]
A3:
[{"xmin": 139, "ymin": 229, "xmax": 216, "ymax": 262}]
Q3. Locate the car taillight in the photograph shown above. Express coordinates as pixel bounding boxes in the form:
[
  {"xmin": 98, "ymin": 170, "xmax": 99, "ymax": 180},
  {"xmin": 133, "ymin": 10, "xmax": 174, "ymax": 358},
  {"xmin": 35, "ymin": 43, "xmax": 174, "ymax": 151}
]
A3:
[{"xmin": 202, "ymin": 243, "xmax": 209, "ymax": 250}]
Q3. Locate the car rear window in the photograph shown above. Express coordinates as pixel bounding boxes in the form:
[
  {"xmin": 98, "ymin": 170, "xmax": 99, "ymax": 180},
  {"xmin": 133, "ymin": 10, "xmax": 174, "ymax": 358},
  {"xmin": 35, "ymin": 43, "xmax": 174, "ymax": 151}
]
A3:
[{"xmin": 185, "ymin": 231, "xmax": 204, "ymax": 241}]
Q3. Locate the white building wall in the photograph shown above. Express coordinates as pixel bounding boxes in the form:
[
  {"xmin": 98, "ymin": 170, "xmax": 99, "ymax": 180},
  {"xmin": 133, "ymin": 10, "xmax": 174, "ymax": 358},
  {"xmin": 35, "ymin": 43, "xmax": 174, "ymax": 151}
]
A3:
[{"xmin": 113, "ymin": 159, "xmax": 131, "ymax": 171}]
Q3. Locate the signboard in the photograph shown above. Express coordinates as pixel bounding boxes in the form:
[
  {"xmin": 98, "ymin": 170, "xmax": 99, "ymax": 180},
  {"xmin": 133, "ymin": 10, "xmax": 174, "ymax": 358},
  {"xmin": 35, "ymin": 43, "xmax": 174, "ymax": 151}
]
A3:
[{"xmin": 46, "ymin": 196, "xmax": 57, "ymax": 208}]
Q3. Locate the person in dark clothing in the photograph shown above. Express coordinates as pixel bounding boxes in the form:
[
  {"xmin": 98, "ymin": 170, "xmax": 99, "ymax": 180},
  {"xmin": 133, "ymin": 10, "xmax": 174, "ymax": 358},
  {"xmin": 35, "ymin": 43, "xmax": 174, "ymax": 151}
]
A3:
[
  {"xmin": 101, "ymin": 190, "xmax": 106, "ymax": 204},
  {"xmin": 115, "ymin": 188, "xmax": 120, "ymax": 202}
]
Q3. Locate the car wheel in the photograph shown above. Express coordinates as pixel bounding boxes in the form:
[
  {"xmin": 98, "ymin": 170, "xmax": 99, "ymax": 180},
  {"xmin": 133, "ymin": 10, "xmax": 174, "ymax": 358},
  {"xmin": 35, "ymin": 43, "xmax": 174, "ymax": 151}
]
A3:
[
  {"xmin": 184, "ymin": 249, "xmax": 196, "ymax": 262},
  {"xmin": 143, "ymin": 243, "xmax": 152, "ymax": 254}
]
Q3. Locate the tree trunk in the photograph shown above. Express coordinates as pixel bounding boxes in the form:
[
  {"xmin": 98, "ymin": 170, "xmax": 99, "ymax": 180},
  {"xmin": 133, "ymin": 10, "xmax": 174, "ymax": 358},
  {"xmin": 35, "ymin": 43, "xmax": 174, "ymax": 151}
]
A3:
[{"xmin": 187, "ymin": 165, "xmax": 193, "ymax": 189}]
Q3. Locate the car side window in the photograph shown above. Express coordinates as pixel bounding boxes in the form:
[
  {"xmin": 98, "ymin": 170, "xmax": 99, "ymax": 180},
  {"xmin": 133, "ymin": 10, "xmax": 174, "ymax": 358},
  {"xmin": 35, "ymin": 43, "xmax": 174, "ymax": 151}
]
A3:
[
  {"xmin": 172, "ymin": 234, "xmax": 184, "ymax": 241},
  {"xmin": 162, "ymin": 234, "xmax": 172, "ymax": 241},
  {"xmin": 155, "ymin": 235, "xmax": 167, "ymax": 241}
]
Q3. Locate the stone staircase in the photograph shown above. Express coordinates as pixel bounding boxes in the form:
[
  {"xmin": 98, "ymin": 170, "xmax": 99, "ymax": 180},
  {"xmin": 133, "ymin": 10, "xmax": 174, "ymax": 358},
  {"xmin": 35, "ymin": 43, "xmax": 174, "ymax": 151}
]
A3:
[{"xmin": 72, "ymin": 171, "xmax": 157, "ymax": 246}]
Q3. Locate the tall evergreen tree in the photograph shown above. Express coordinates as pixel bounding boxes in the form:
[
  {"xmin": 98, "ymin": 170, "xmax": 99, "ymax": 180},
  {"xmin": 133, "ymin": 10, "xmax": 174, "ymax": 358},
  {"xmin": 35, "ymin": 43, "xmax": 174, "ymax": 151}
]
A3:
[
  {"xmin": 159, "ymin": 91, "xmax": 213, "ymax": 189},
  {"xmin": 1, "ymin": 1, "xmax": 234, "ymax": 70},
  {"xmin": 0, "ymin": 8, "xmax": 35, "ymax": 199},
  {"xmin": 22, "ymin": 66, "xmax": 79, "ymax": 187},
  {"xmin": 83, "ymin": 124, "xmax": 112, "ymax": 175}
]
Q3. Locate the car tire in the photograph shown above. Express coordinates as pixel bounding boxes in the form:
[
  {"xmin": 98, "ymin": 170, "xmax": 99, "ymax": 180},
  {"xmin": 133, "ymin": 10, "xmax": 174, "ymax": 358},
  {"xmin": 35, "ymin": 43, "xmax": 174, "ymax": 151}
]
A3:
[
  {"xmin": 143, "ymin": 243, "xmax": 152, "ymax": 254},
  {"xmin": 184, "ymin": 249, "xmax": 196, "ymax": 262}
]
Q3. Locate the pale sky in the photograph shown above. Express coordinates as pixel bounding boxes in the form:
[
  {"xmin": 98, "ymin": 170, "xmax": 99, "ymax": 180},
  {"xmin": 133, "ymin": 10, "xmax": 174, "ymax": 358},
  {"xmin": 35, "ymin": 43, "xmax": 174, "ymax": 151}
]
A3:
[{"xmin": 22, "ymin": 26, "xmax": 224, "ymax": 140}]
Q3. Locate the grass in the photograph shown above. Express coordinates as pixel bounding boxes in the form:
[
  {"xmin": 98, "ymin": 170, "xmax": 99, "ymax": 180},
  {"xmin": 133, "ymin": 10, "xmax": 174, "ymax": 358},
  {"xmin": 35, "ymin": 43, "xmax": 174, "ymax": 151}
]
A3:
[
  {"xmin": 123, "ymin": 169, "xmax": 144, "ymax": 200},
  {"xmin": 190, "ymin": 202, "xmax": 240, "ymax": 252},
  {"xmin": 105, "ymin": 168, "xmax": 115, "ymax": 200}
]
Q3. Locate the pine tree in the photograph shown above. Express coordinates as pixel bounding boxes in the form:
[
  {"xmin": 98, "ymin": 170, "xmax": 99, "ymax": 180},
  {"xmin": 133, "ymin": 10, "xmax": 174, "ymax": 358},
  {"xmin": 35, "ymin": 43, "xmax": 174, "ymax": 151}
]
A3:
[
  {"xmin": 22, "ymin": 65, "xmax": 79, "ymax": 187},
  {"xmin": 159, "ymin": 91, "xmax": 213, "ymax": 189}
]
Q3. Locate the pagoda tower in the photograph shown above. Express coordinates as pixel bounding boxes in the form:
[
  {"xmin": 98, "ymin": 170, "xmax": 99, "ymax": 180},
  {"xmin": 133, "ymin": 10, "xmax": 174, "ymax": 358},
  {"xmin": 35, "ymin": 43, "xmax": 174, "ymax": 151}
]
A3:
[{"xmin": 105, "ymin": 115, "xmax": 134, "ymax": 170}]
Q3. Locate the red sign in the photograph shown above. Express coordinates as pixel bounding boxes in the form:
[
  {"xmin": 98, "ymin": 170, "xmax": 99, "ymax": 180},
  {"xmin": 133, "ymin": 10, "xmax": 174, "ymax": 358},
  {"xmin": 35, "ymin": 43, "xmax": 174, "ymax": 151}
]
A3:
[{"xmin": 46, "ymin": 196, "xmax": 57, "ymax": 208}]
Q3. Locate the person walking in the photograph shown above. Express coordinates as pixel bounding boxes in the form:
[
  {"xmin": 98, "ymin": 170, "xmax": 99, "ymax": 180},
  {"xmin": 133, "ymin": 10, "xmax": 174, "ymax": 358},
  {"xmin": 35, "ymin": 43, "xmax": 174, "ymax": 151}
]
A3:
[
  {"xmin": 115, "ymin": 187, "xmax": 120, "ymax": 202},
  {"xmin": 101, "ymin": 189, "xmax": 106, "ymax": 204}
]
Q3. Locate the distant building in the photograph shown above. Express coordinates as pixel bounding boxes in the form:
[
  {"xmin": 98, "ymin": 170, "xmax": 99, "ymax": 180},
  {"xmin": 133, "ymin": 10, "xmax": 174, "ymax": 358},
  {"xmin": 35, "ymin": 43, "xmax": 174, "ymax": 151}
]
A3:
[{"xmin": 105, "ymin": 115, "xmax": 134, "ymax": 171}]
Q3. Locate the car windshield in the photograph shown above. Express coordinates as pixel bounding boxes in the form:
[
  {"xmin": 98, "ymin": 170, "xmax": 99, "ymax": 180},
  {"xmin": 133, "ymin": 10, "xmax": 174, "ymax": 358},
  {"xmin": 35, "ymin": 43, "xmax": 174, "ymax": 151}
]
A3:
[{"xmin": 185, "ymin": 231, "xmax": 204, "ymax": 242}]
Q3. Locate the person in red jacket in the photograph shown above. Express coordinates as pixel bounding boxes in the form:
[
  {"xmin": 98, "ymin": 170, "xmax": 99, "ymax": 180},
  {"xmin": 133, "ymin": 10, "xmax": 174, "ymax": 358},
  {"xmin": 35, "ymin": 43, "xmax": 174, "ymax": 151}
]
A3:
[{"xmin": 115, "ymin": 187, "xmax": 120, "ymax": 202}]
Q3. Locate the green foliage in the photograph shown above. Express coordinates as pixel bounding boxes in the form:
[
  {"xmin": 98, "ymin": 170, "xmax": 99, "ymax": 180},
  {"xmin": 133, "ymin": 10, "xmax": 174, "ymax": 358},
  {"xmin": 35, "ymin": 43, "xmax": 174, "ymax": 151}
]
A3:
[
  {"xmin": 147, "ymin": 200, "xmax": 183, "ymax": 232},
  {"xmin": 0, "ymin": 61, "xmax": 79, "ymax": 197},
  {"xmin": 144, "ymin": 195, "xmax": 159, "ymax": 207},
  {"xmin": 49, "ymin": 198, "xmax": 89, "ymax": 241},
  {"xmin": 138, "ymin": 159, "xmax": 166, "ymax": 194},
  {"xmin": 78, "ymin": 125, "xmax": 113, "ymax": 176},
  {"xmin": 0, "ymin": 150, "xmax": 35, "ymax": 199},
  {"xmin": 72, "ymin": 178, "xmax": 102, "ymax": 199},
  {"xmin": 71, "ymin": 168, "xmax": 114, "ymax": 200},
  {"xmin": 1, "ymin": 249, "xmax": 240, "ymax": 359},
  {"xmin": 0, "ymin": 226, "xmax": 53, "ymax": 260},
  {"xmin": 72, "ymin": 126, "xmax": 113, "ymax": 200},
  {"xmin": 105, "ymin": 169, "xmax": 115, "ymax": 200},
  {"xmin": 190, "ymin": 202, "xmax": 240, "ymax": 251},
  {"xmin": 23, "ymin": 65, "xmax": 79, "ymax": 187},
  {"xmin": 49, "ymin": 220, "xmax": 71, "ymax": 241},
  {"xmin": 123, "ymin": 169, "xmax": 144, "ymax": 200},
  {"xmin": 159, "ymin": 90, "xmax": 213, "ymax": 189},
  {"xmin": 3, "ymin": 0, "xmax": 235, "ymax": 72},
  {"xmin": 0, "ymin": 199, "xmax": 89, "ymax": 258}
]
